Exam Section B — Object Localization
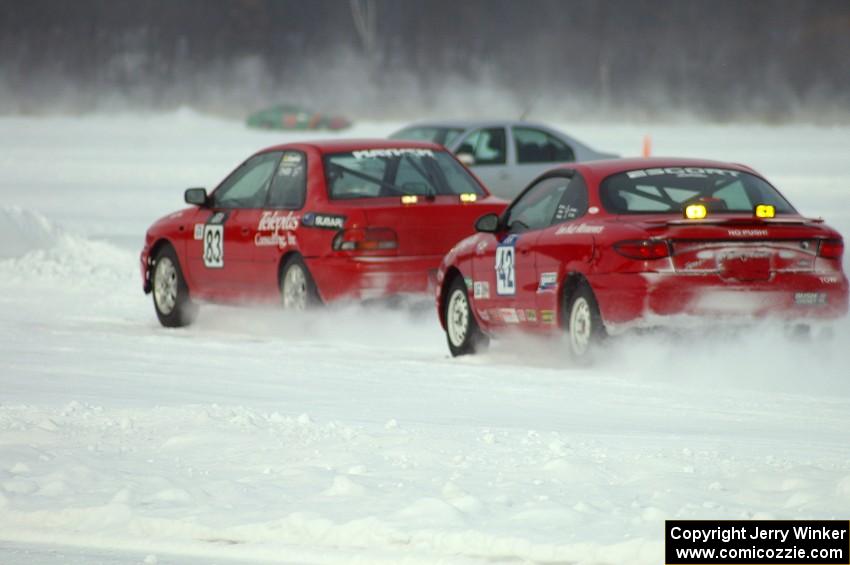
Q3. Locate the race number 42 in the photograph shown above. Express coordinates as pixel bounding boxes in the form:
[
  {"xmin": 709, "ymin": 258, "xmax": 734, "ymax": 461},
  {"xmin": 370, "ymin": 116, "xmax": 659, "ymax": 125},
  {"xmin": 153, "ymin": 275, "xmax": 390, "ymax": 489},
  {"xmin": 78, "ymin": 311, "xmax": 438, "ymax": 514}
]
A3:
[
  {"xmin": 495, "ymin": 243, "xmax": 516, "ymax": 295},
  {"xmin": 203, "ymin": 224, "xmax": 224, "ymax": 268}
]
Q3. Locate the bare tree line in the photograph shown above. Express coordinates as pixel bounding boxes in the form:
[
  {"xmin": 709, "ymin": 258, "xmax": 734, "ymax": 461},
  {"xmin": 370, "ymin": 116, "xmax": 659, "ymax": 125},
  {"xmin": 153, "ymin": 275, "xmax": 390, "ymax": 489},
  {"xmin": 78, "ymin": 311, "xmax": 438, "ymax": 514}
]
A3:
[{"xmin": 1, "ymin": 0, "xmax": 848, "ymax": 121}]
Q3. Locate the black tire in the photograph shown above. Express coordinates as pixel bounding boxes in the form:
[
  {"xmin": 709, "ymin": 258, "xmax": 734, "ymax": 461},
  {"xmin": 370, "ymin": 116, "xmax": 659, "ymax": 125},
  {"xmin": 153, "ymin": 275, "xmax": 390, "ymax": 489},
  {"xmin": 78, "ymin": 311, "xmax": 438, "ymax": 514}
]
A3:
[
  {"xmin": 563, "ymin": 281, "xmax": 605, "ymax": 361},
  {"xmin": 279, "ymin": 255, "xmax": 322, "ymax": 310},
  {"xmin": 151, "ymin": 244, "xmax": 198, "ymax": 327},
  {"xmin": 443, "ymin": 276, "xmax": 489, "ymax": 356}
]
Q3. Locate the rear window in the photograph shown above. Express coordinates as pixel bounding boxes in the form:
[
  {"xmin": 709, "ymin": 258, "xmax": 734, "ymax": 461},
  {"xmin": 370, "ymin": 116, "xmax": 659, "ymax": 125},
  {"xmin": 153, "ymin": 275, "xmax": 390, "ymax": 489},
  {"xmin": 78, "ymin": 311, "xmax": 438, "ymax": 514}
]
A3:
[
  {"xmin": 600, "ymin": 167, "xmax": 796, "ymax": 215},
  {"xmin": 324, "ymin": 148, "xmax": 484, "ymax": 199}
]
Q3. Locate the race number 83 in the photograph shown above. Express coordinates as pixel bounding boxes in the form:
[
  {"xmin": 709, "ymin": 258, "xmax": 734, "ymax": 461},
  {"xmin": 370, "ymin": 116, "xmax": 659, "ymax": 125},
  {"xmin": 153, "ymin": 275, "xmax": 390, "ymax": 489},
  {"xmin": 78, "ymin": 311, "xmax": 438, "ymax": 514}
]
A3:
[{"xmin": 203, "ymin": 224, "xmax": 224, "ymax": 268}]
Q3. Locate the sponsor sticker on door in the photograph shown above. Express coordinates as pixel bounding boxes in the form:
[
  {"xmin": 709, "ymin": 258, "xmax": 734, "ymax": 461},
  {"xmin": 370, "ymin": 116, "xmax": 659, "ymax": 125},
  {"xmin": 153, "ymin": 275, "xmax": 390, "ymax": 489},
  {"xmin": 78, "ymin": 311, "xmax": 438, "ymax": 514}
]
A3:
[{"xmin": 473, "ymin": 281, "xmax": 490, "ymax": 299}]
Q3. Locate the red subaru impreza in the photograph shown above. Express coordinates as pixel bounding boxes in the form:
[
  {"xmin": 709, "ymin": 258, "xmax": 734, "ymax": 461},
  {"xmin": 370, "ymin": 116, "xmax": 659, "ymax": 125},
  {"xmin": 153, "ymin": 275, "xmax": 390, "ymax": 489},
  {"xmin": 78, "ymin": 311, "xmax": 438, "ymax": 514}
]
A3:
[
  {"xmin": 141, "ymin": 140, "xmax": 506, "ymax": 326},
  {"xmin": 436, "ymin": 158, "xmax": 848, "ymax": 358}
]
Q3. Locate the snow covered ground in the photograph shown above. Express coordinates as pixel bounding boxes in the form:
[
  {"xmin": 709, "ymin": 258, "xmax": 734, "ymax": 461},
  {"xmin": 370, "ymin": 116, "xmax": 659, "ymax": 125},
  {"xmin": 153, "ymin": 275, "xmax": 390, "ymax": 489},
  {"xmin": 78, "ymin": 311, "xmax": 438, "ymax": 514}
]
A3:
[{"xmin": 1, "ymin": 112, "xmax": 849, "ymax": 564}]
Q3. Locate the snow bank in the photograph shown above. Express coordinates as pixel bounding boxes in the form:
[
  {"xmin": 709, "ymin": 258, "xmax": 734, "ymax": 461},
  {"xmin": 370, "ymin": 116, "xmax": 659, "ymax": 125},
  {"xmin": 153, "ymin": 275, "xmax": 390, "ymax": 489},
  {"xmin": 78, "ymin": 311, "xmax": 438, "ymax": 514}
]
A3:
[
  {"xmin": 0, "ymin": 206, "xmax": 135, "ymax": 287},
  {"xmin": 0, "ymin": 206, "xmax": 63, "ymax": 259}
]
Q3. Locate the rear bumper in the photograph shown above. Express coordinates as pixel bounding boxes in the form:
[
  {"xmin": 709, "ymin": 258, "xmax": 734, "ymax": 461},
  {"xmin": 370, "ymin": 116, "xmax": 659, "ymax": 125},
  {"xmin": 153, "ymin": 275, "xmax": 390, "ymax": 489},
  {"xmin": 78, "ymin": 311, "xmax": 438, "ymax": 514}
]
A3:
[
  {"xmin": 591, "ymin": 271, "xmax": 849, "ymax": 332},
  {"xmin": 306, "ymin": 254, "xmax": 441, "ymax": 302}
]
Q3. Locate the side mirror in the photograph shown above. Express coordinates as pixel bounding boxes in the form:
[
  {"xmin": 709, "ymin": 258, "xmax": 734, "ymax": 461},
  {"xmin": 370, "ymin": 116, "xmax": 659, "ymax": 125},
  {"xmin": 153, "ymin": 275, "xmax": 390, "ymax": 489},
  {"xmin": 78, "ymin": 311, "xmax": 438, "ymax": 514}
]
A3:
[
  {"xmin": 456, "ymin": 152, "xmax": 475, "ymax": 166},
  {"xmin": 184, "ymin": 187, "xmax": 208, "ymax": 207},
  {"xmin": 475, "ymin": 213, "xmax": 501, "ymax": 233}
]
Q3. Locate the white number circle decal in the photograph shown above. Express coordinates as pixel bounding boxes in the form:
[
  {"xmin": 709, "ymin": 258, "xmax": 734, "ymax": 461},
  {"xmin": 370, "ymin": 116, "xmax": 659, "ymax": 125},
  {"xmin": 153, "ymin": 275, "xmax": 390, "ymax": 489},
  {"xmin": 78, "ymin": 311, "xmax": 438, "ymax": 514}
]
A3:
[{"xmin": 203, "ymin": 224, "xmax": 224, "ymax": 268}]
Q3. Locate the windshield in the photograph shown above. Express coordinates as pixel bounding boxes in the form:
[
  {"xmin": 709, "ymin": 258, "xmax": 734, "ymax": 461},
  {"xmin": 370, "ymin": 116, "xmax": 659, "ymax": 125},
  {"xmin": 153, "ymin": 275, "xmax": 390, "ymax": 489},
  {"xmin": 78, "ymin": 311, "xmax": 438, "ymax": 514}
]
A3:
[
  {"xmin": 324, "ymin": 148, "xmax": 485, "ymax": 199},
  {"xmin": 390, "ymin": 126, "xmax": 466, "ymax": 147},
  {"xmin": 600, "ymin": 167, "xmax": 796, "ymax": 215}
]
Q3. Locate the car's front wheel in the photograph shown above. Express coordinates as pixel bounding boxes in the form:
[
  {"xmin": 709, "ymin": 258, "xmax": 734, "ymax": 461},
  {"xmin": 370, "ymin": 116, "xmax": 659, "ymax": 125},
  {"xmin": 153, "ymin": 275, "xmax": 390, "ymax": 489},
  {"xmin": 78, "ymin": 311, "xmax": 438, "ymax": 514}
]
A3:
[
  {"xmin": 280, "ymin": 256, "xmax": 321, "ymax": 310},
  {"xmin": 151, "ymin": 244, "xmax": 198, "ymax": 327},
  {"xmin": 565, "ymin": 282, "xmax": 605, "ymax": 361},
  {"xmin": 444, "ymin": 276, "xmax": 489, "ymax": 357}
]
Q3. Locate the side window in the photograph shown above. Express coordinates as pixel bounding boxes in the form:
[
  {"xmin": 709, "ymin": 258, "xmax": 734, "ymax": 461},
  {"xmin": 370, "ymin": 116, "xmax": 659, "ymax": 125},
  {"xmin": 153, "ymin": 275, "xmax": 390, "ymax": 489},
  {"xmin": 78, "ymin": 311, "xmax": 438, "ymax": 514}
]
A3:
[
  {"xmin": 442, "ymin": 128, "xmax": 465, "ymax": 147},
  {"xmin": 552, "ymin": 173, "xmax": 589, "ymax": 224},
  {"xmin": 506, "ymin": 176, "xmax": 571, "ymax": 232},
  {"xmin": 215, "ymin": 152, "xmax": 281, "ymax": 209},
  {"xmin": 267, "ymin": 151, "xmax": 307, "ymax": 209},
  {"xmin": 456, "ymin": 127, "xmax": 507, "ymax": 165},
  {"xmin": 513, "ymin": 127, "xmax": 575, "ymax": 164}
]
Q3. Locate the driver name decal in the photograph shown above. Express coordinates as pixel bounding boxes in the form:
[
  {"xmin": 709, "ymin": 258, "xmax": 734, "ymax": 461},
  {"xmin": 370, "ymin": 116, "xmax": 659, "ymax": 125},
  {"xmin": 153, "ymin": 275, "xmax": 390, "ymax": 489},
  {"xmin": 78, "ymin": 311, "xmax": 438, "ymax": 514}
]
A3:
[{"xmin": 556, "ymin": 223, "xmax": 605, "ymax": 235}]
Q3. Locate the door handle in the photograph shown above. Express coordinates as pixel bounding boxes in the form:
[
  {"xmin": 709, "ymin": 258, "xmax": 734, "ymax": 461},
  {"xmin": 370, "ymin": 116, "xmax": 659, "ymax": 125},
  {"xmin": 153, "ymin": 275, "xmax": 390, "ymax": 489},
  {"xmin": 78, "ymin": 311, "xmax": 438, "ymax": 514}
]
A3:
[{"xmin": 241, "ymin": 227, "xmax": 250, "ymax": 236}]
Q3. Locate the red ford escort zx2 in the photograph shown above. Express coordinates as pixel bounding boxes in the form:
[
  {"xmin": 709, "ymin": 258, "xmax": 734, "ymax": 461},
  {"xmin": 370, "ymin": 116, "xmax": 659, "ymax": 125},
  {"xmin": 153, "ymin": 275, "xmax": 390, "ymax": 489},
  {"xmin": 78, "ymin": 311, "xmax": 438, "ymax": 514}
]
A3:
[
  {"xmin": 436, "ymin": 158, "xmax": 848, "ymax": 359},
  {"xmin": 141, "ymin": 140, "xmax": 506, "ymax": 326}
]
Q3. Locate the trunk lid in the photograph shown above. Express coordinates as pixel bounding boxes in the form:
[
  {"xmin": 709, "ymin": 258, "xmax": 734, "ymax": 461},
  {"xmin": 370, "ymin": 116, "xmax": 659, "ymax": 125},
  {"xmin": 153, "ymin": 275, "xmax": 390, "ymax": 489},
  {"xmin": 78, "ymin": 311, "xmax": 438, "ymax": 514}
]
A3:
[{"xmin": 632, "ymin": 214, "xmax": 825, "ymax": 279}]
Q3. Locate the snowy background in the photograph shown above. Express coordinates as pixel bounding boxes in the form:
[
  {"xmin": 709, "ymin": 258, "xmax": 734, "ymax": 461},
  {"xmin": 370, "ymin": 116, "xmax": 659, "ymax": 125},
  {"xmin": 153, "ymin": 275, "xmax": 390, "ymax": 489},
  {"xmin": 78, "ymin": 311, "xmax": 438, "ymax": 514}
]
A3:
[{"xmin": 1, "ymin": 113, "xmax": 849, "ymax": 563}]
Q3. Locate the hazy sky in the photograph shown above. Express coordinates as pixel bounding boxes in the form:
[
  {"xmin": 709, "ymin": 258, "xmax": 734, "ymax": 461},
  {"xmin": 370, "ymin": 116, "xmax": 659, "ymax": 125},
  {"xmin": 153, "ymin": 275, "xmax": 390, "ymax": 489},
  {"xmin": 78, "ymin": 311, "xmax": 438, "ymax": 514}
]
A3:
[{"xmin": 2, "ymin": 0, "xmax": 849, "ymax": 121}]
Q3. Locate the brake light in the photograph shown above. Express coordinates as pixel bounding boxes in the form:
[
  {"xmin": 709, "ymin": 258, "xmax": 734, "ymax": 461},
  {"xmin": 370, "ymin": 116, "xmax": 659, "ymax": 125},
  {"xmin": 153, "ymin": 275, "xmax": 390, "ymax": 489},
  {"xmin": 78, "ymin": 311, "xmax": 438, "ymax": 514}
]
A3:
[
  {"xmin": 818, "ymin": 238, "xmax": 844, "ymax": 260},
  {"xmin": 614, "ymin": 239, "xmax": 670, "ymax": 260},
  {"xmin": 333, "ymin": 227, "xmax": 398, "ymax": 252}
]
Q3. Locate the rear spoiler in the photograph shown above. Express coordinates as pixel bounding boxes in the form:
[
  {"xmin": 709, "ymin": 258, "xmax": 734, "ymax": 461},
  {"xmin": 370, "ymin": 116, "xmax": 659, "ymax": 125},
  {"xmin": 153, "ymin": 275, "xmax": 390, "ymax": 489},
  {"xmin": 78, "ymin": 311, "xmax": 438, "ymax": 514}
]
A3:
[
  {"xmin": 663, "ymin": 217, "xmax": 823, "ymax": 226},
  {"xmin": 629, "ymin": 216, "xmax": 825, "ymax": 227}
]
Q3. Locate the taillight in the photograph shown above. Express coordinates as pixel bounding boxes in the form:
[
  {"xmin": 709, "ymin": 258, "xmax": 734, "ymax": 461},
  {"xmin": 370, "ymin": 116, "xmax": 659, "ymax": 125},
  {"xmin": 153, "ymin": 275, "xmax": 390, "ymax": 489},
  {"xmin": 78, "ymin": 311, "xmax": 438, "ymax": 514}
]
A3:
[
  {"xmin": 332, "ymin": 227, "xmax": 398, "ymax": 252},
  {"xmin": 614, "ymin": 239, "xmax": 670, "ymax": 260},
  {"xmin": 818, "ymin": 238, "xmax": 844, "ymax": 260}
]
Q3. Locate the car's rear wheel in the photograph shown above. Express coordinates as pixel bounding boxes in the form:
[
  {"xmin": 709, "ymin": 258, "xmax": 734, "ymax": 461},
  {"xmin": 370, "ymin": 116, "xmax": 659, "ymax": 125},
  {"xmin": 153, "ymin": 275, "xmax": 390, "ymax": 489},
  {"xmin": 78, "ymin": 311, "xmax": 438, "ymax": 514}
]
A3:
[
  {"xmin": 280, "ymin": 256, "xmax": 321, "ymax": 310},
  {"xmin": 564, "ymin": 281, "xmax": 605, "ymax": 361},
  {"xmin": 152, "ymin": 244, "xmax": 198, "ymax": 327},
  {"xmin": 444, "ymin": 276, "xmax": 489, "ymax": 357}
]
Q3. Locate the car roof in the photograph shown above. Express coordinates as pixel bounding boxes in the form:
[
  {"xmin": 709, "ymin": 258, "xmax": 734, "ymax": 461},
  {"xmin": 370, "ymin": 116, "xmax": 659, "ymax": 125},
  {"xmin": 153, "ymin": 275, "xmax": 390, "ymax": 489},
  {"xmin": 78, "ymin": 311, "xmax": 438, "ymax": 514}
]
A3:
[
  {"xmin": 396, "ymin": 119, "xmax": 559, "ymax": 130},
  {"xmin": 258, "ymin": 138, "xmax": 444, "ymax": 154}
]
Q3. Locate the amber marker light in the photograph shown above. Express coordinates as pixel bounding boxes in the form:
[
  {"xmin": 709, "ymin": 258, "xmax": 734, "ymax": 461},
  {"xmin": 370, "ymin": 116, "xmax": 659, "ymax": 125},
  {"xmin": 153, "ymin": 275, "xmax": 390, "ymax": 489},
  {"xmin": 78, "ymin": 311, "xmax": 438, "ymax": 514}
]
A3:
[
  {"xmin": 401, "ymin": 195, "xmax": 419, "ymax": 205},
  {"xmin": 459, "ymin": 193, "xmax": 477, "ymax": 203},
  {"xmin": 755, "ymin": 204, "xmax": 776, "ymax": 218},
  {"xmin": 684, "ymin": 203, "xmax": 708, "ymax": 220}
]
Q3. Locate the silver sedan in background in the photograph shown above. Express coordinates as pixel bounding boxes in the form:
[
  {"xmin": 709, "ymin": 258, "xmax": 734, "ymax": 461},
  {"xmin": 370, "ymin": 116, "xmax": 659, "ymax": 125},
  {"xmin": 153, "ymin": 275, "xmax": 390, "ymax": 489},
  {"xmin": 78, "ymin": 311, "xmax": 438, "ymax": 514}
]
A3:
[{"xmin": 389, "ymin": 120, "xmax": 618, "ymax": 198}]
